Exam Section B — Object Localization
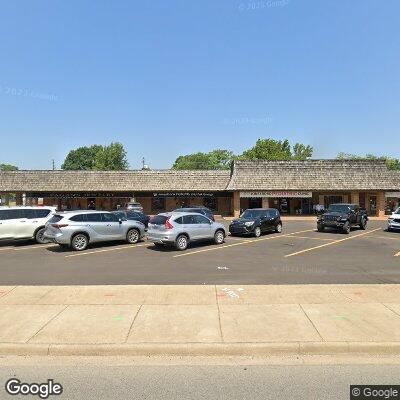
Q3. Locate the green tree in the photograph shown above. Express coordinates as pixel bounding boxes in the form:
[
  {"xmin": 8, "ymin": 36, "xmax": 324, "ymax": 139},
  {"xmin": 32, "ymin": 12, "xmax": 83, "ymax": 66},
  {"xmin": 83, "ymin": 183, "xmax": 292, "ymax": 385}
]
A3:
[
  {"xmin": 239, "ymin": 139, "xmax": 304, "ymax": 160},
  {"xmin": 0, "ymin": 163, "xmax": 18, "ymax": 171},
  {"xmin": 61, "ymin": 145, "xmax": 103, "ymax": 170},
  {"xmin": 94, "ymin": 142, "xmax": 129, "ymax": 170},
  {"xmin": 336, "ymin": 152, "xmax": 400, "ymax": 170},
  {"xmin": 172, "ymin": 149, "xmax": 235, "ymax": 170},
  {"xmin": 293, "ymin": 143, "xmax": 314, "ymax": 160}
]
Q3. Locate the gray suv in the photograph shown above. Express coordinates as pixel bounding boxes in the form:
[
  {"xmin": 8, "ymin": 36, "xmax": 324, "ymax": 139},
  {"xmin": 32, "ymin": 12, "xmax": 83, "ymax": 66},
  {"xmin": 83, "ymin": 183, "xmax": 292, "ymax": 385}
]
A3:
[
  {"xmin": 147, "ymin": 212, "xmax": 226, "ymax": 251},
  {"xmin": 44, "ymin": 210, "xmax": 146, "ymax": 251}
]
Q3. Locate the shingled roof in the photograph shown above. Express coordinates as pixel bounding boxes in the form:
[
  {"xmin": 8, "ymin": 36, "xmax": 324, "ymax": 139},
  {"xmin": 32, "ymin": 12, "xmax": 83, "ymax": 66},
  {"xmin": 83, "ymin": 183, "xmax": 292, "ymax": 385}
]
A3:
[
  {"xmin": 1, "ymin": 160, "xmax": 399, "ymax": 193},
  {"xmin": 0, "ymin": 170, "xmax": 231, "ymax": 192},
  {"xmin": 226, "ymin": 160, "xmax": 400, "ymax": 191}
]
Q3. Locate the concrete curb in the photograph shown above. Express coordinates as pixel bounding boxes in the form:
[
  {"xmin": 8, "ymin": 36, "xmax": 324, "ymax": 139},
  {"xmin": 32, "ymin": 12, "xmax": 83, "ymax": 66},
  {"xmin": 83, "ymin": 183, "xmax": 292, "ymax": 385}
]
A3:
[{"xmin": 2, "ymin": 342, "xmax": 400, "ymax": 357}]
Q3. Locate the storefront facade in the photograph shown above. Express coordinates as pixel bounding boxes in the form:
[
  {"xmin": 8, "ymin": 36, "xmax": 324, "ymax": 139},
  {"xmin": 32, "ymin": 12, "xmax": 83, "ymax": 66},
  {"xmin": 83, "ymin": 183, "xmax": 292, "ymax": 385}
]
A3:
[{"xmin": 1, "ymin": 160, "xmax": 399, "ymax": 217}]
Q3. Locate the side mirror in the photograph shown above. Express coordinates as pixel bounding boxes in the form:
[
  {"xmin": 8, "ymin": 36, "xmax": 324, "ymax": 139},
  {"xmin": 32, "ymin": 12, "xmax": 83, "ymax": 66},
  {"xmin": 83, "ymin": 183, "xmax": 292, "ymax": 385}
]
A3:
[{"xmin": 118, "ymin": 218, "xmax": 122, "ymax": 224}]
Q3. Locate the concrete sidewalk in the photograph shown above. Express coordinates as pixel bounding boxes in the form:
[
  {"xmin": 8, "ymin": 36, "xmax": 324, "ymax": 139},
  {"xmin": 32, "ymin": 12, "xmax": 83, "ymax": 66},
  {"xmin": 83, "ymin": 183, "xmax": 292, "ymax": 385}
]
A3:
[{"xmin": 1, "ymin": 284, "xmax": 400, "ymax": 356}]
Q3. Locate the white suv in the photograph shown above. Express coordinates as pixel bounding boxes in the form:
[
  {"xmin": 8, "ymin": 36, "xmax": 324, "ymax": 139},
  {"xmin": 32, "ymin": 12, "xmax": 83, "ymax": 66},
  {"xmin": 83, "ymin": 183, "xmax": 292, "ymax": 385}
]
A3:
[{"xmin": 0, "ymin": 206, "xmax": 57, "ymax": 243}]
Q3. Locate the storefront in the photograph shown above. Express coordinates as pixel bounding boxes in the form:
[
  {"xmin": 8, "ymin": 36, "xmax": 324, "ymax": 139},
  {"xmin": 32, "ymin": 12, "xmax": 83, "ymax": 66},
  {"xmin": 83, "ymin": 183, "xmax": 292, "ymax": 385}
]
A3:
[
  {"xmin": 0, "ymin": 159, "xmax": 399, "ymax": 217},
  {"xmin": 385, "ymin": 192, "xmax": 400, "ymax": 214},
  {"xmin": 239, "ymin": 191, "xmax": 313, "ymax": 214}
]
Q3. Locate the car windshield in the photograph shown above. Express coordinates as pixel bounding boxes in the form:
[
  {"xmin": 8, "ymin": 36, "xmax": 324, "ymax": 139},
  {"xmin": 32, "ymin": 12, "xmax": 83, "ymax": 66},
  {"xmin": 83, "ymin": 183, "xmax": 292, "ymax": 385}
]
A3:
[
  {"xmin": 327, "ymin": 204, "xmax": 351, "ymax": 213},
  {"xmin": 240, "ymin": 210, "xmax": 265, "ymax": 219}
]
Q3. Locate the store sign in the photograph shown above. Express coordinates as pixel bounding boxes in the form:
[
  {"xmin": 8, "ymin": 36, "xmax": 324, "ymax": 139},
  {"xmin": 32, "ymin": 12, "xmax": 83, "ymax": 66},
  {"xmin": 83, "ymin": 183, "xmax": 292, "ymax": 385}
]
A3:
[
  {"xmin": 386, "ymin": 192, "xmax": 400, "ymax": 198},
  {"xmin": 152, "ymin": 192, "xmax": 215, "ymax": 198},
  {"xmin": 27, "ymin": 192, "xmax": 133, "ymax": 199},
  {"xmin": 240, "ymin": 191, "xmax": 312, "ymax": 198}
]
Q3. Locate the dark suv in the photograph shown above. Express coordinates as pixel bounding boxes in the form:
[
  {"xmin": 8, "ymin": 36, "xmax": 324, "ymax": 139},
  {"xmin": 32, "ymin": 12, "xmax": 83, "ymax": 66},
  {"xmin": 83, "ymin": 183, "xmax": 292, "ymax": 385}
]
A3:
[
  {"xmin": 173, "ymin": 207, "xmax": 215, "ymax": 221},
  {"xmin": 112, "ymin": 210, "xmax": 150, "ymax": 228},
  {"xmin": 317, "ymin": 203, "xmax": 368, "ymax": 234},
  {"xmin": 229, "ymin": 208, "xmax": 282, "ymax": 237}
]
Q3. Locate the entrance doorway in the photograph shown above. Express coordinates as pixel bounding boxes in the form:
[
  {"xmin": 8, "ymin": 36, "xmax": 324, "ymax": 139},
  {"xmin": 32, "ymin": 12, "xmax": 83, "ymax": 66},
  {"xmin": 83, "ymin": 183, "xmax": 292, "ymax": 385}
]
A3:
[
  {"xmin": 249, "ymin": 198, "xmax": 262, "ymax": 209},
  {"xmin": 369, "ymin": 195, "xmax": 377, "ymax": 216}
]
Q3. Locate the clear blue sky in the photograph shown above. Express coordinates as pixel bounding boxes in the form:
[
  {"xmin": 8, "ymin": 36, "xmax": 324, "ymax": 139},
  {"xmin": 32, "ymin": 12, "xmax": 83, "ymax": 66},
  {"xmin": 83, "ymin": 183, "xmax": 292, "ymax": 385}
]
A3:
[{"xmin": 0, "ymin": 0, "xmax": 399, "ymax": 170}]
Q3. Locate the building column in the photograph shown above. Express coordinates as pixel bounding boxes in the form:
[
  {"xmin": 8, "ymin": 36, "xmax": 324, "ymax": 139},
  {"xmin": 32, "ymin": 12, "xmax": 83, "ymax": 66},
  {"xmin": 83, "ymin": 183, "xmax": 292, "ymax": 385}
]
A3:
[
  {"xmin": 350, "ymin": 191, "xmax": 359, "ymax": 205},
  {"xmin": 233, "ymin": 191, "xmax": 240, "ymax": 217},
  {"xmin": 262, "ymin": 197, "xmax": 270, "ymax": 208},
  {"xmin": 15, "ymin": 192, "xmax": 23, "ymax": 206},
  {"xmin": 377, "ymin": 192, "xmax": 386, "ymax": 217}
]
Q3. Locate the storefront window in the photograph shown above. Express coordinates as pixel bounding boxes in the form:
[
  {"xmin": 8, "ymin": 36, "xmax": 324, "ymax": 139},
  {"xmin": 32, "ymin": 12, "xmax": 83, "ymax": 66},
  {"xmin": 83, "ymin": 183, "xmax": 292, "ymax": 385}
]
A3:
[
  {"xmin": 204, "ymin": 197, "xmax": 218, "ymax": 211},
  {"xmin": 152, "ymin": 197, "xmax": 165, "ymax": 212},
  {"xmin": 324, "ymin": 196, "xmax": 343, "ymax": 209},
  {"xmin": 386, "ymin": 198, "xmax": 400, "ymax": 214}
]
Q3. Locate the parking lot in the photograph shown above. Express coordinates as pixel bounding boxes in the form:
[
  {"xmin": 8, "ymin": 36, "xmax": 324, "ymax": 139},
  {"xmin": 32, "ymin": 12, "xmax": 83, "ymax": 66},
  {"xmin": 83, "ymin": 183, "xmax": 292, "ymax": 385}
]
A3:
[{"xmin": 0, "ymin": 220, "xmax": 399, "ymax": 286}]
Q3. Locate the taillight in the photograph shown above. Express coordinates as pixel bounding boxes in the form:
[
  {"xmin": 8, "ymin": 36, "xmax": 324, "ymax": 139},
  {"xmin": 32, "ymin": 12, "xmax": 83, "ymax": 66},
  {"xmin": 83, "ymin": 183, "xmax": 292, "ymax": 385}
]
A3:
[
  {"xmin": 165, "ymin": 218, "xmax": 173, "ymax": 230},
  {"xmin": 52, "ymin": 224, "xmax": 69, "ymax": 228}
]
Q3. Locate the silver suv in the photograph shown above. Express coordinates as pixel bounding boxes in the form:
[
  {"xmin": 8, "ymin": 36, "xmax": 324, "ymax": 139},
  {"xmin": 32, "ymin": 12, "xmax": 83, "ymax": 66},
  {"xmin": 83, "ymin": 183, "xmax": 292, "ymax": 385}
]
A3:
[
  {"xmin": 44, "ymin": 210, "xmax": 146, "ymax": 251},
  {"xmin": 147, "ymin": 212, "xmax": 226, "ymax": 251}
]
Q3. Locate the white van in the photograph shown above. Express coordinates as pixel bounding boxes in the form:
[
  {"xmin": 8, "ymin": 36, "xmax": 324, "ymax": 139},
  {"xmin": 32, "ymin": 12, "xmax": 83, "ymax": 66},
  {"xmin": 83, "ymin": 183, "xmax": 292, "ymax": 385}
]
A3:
[{"xmin": 0, "ymin": 206, "xmax": 57, "ymax": 243}]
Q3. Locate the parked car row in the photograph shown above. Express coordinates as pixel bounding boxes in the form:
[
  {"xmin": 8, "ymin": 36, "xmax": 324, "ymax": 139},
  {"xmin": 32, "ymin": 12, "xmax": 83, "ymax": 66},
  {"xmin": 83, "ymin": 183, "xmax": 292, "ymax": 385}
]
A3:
[{"xmin": 0, "ymin": 203, "xmax": 398, "ymax": 251}]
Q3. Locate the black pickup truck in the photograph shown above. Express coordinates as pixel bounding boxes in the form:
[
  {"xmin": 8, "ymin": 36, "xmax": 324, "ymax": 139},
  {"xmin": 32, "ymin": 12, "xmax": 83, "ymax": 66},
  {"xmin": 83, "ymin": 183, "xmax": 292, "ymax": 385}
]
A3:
[{"xmin": 317, "ymin": 203, "xmax": 368, "ymax": 234}]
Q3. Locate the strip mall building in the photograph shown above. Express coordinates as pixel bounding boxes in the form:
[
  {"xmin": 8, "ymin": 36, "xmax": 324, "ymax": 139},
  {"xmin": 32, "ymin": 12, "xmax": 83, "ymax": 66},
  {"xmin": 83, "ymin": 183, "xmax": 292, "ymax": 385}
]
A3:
[{"xmin": 0, "ymin": 160, "xmax": 399, "ymax": 217}]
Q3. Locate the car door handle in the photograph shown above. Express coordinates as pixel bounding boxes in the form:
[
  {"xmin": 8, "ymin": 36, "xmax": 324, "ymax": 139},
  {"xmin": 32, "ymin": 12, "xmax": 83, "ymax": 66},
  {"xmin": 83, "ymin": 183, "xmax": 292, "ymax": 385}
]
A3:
[{"xmin": 20, "ymin": 220, "xmax": 26, "ymax": 223}]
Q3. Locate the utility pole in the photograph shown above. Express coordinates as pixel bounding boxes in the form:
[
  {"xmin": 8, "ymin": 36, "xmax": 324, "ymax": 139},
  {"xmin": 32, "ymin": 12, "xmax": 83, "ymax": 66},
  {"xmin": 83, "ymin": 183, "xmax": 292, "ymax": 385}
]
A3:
[
  {"xmin": 142, "ymin": 157, "xmax": 145, "ymax": 170},
  {"xmin": 52, "ymin": 159, "xmax": 55, "ymax": 170}
]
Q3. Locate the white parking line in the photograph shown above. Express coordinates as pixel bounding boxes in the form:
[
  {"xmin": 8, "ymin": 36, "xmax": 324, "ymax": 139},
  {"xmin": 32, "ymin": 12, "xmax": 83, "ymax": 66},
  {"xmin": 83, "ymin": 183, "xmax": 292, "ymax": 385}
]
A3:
[
  {"xmin": 285, "ymin": 228, "xmax": 381, "ymax": 258},
  {"xmin": 65, "ymin": 243, "xmax": 149, "ymax": 258},
  {"xmin": 13, "ymin": 244, "xmax": 57, "ymax": 251},
  {"xmin": 173, "ymin": 229, "xmax": 315, "ymax": 258}
]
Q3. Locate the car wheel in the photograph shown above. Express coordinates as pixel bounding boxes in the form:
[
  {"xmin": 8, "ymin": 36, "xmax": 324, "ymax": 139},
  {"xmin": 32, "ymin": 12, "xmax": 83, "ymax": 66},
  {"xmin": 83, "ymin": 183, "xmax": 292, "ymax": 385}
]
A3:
[
  {"xmin": 35, "ymin": 227, "xmax": 49, "ymax": 244},
  {"xmin": 275, "ymin": 223, "xmax": 282, "ymax": 233},
  {"xmin": 359, "ymin": 217, "xmax": 367, "ymax": 230},
  {"xmin": 342, "ymin": 221, "xmax": 350, "ymax": 234},
  {"xmin": 387, "ymin": 227, "xmax": 392, "ymax": 232},
  {"xmin": 214, "ymin": 230, "xmax": 225, "ymax": 245},
  {"xmin": 126, "ymin": 228, "xmax": 140, "ymax": 244},
  {"xmin": 71, "ymin": 234, "xmax": 89, "ymax": 251},
  {"xmin": 254, "ymin": 227, "xmax": 261, "ymax": 237},
  {"xmin": 175, "ymin": 235, "xmax": 188, "ymax": 251},
  {"xmin": 317, "ymin": 224, "xmax": 324, "ymax": 232}
]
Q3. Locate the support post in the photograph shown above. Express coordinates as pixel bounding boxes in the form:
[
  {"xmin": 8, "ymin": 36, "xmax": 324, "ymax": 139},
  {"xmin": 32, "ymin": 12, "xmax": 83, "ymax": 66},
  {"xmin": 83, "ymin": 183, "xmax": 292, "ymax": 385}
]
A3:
[{"xmin": 233, "ymin": 191, "xmax": 241, "ymax": 218}]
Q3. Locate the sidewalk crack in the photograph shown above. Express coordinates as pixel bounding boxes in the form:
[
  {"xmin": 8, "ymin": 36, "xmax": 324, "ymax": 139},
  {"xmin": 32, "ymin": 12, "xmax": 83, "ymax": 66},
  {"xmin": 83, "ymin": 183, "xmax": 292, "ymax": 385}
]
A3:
[
  {"xmin": 124, "ymin": 305, "xmax": 142, "ymax": 343},
  {"xmin": 26, "ymin": 305, "xmax": 69, "ymax": 343},
  {"xmin": 215, "ymin": 285, "xmax": 224, "ymax": 343},
  {"xmin": 299, "ymin": 304, "xmax": 324, "ymax": 342}
]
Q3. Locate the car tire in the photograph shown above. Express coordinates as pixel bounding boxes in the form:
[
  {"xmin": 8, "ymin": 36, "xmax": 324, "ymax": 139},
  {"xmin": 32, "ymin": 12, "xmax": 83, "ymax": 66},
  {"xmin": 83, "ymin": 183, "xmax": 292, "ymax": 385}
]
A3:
[
  {"xmin": 253, "ymin": 227, "xmax": 261, "ymax": 237},
  {"xmin": 342, "ymin": 221, "xmax": 351, "ymax": 234},
  {"xmin": 126, "ymin": 228, "xmax": 140, "ymax": 244},
  {"xmin": 214, "ymin": 230, "xmax": 225, "ymax": 245},
  {"xmin": 71, "ymin": 233, "xmax": 89, "ymax": 251},
  {"xmin": 35, "ymin": 227, "xmax": 49, "ymax": 244},
  {"xmin": 317, "ymin": 224, "xmax": 324, "ymax": 232},
  {"xmin": 387, "ymin": 227, "xmax": 392, "ymax": 232},
  {"xmin": 359, "ymin": 217, "xmax": 367, "ymax": 230},
  {"xmin": 275, "ymin": 223, "xmax": 282, "ymax": 233},
  {"xmin": 175, "ymin": 234, "xmax": 188, "ymax": 251}
]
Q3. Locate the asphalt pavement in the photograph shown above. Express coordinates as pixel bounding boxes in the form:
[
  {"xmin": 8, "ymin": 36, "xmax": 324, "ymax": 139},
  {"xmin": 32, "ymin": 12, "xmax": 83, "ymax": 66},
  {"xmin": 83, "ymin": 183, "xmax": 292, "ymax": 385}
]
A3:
[
  {"xmin": 0, "ymin": 220, "xmax": 399, "ymax": 285},
  {"xmin": 1, "ymin": 357, "xmax": 400, "ymax": 400}
]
